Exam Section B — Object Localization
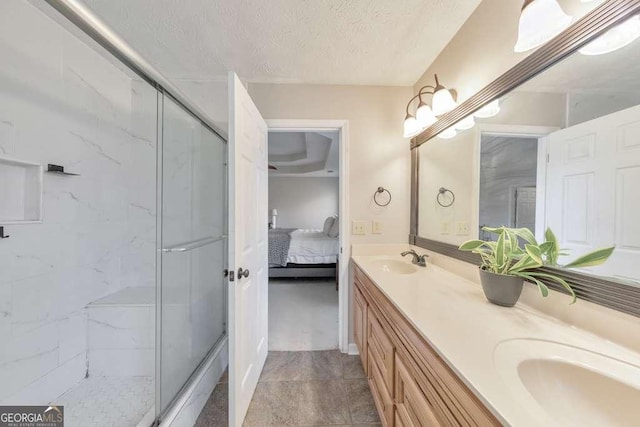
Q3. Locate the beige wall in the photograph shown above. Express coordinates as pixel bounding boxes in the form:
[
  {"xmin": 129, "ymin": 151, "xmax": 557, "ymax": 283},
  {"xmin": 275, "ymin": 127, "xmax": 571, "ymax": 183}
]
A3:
[
  {"xmin": 414, "ymin": 0, "xmax": 603, "ymax": 100},
  {"xmin": 248, "ymin": 83, "xmax": 413, "ymax": 245}
]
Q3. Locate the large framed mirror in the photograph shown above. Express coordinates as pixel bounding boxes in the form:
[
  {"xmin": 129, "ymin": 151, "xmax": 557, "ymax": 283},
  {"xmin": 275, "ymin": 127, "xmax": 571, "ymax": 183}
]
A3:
[{"xmin": 411, "ymin": 1, "xmax": 640, "ymax": 316}]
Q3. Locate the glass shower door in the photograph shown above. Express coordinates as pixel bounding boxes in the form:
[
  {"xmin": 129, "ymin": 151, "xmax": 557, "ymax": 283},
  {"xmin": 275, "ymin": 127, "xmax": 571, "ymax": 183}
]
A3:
[{"xmin": 156, "ymin": 94, "xmax": 227, "ymax": 417}]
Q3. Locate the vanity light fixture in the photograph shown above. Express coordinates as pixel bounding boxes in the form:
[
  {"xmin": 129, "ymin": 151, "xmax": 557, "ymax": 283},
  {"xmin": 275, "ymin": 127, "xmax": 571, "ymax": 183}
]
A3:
[
  {"xmin": 403, "ymin": 74, "xmax": 457, "ymax": 138},
  {"xmin": 474, "ymin": 99, "xmax": 501, "ymax": 118},
  {"xmin": 514, "ymin": 0, "xmax": 573, "ymax": 53},
  {"xmin": 579, "ymin": 15, "xmax": 640, "ymax": 56}
]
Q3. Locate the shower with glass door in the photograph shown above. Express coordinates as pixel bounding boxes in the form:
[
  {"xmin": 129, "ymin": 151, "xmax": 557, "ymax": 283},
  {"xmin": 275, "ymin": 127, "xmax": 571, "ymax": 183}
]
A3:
[{"xmin": 0, "ymin": 1, "xmax": 228, "ymax": 425}]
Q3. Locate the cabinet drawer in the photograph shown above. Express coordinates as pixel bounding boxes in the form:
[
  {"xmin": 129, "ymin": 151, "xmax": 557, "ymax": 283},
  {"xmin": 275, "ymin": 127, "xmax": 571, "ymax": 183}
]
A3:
[
  {"xmin": 367, "ymin": 307, "xmax": 395, "ymax": 393},
  {"xmin": 368, "ymin": 350, "xmax": 394, "ymax": 427},
  {"xmin": 395, "ymin": 354, "xmax": 441, "ymax": 427}
]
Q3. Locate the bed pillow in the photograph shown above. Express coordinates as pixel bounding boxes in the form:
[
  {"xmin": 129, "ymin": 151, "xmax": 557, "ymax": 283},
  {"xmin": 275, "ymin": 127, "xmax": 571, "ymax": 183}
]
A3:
[
  {"xmin": 322, "ymin": 216, "xmax": 335, "ymax": 235},
  {"xmin": 328, "ymin": 216, "xmax": 339, "ymax": 238}
]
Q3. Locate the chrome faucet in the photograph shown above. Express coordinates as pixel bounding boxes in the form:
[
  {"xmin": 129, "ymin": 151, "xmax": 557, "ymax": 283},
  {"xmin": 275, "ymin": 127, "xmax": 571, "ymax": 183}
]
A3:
[{"xmin": 401, "ymin": 249, "xmax": 428, "ymax": 267}]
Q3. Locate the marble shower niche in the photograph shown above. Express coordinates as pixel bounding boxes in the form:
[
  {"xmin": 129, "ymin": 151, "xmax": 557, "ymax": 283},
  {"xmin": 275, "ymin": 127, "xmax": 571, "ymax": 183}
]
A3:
[{"xmin": 0, "ymin": 156, "xmax": 43, "ymax": 223}]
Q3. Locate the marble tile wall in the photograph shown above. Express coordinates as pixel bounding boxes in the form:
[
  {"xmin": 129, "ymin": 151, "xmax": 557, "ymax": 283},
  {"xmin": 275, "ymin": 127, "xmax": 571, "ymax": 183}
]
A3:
[
  {"xmin": 87, "ymin": 304, "xmax": 155, "ymax": 377},
  {"xmin": 0, "ymin": 0, "xmax": 156, "ymax": 404}
]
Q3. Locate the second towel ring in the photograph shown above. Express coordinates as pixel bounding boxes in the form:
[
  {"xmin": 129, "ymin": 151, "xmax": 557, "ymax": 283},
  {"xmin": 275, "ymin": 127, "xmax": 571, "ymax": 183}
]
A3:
[
  {"xmin": 437, "ymin": 187, "xmax": 455, "ymax": 207},
  {"xmin": 374, "ymin": 187, "xmax": 392, "ymax": 207}
]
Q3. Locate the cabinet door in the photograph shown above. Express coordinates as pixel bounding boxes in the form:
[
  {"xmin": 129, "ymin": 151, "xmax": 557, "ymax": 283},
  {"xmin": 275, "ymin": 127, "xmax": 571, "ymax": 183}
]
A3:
[
  {"xmin": 395, "ymin": 354, "xmax": 441, "ymax": 427},
  {"xmin": 354, "ymin": 282, "xmax": 368, "ymax": 371}
]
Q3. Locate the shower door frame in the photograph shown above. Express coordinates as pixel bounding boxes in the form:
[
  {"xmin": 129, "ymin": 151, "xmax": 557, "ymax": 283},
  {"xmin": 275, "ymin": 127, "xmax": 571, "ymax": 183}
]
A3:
[
  {"xmin": 155, "ymin": 90, "xmax": 229, "ymax": 422},
  {"xmin": 40, "ymin": 1, "xmax": 231, "ymax": 424}
]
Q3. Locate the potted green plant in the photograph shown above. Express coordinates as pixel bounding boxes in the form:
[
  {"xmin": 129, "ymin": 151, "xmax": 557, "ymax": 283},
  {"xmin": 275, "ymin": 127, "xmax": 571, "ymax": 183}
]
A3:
[{"xmin": 458, "ymin": 227, "xmax": 614, "ymax": 307}]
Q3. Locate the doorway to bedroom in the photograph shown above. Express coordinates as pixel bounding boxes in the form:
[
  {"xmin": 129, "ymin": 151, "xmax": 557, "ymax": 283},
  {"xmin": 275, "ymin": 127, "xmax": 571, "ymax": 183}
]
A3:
[{"xmin": 267, "ymin": 127, "xmax": 343, "ymax": 351}]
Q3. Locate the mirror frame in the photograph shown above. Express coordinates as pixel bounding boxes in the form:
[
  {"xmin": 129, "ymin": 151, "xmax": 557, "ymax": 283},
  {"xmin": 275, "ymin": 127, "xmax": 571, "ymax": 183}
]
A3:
[{"xmin": 409, "ymin": 0, "xmax": 640, "ymax": 318}]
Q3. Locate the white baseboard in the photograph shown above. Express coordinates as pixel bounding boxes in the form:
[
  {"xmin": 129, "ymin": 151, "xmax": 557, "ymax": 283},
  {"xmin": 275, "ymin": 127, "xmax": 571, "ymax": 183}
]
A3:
[
  {"xmin": 347, "ymin": 343, "xmax": 359, "ymax": 356},
  {"xmin": 161, "ymin": 336, "xmax": 228, "ymax": 427}
]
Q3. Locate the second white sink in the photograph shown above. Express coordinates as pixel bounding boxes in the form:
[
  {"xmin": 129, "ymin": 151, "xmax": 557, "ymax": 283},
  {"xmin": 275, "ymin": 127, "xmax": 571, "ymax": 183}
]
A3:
[{"xmin": 493, "ymin": 338, "xmax": 640, "ymax": 426}]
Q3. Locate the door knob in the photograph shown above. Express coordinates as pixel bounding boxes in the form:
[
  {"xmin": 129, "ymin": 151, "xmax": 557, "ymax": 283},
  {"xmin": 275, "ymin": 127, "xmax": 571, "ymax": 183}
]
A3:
[{"xmin": 237, "ymin": 268, "xmax": 250, "ymax": 278}]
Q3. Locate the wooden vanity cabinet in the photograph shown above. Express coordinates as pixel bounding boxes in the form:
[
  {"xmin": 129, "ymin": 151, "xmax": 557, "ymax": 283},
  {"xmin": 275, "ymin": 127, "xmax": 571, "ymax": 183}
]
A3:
[{"xmin": 353, "ymin": 262, "xmax": 501, "ymax": 427}]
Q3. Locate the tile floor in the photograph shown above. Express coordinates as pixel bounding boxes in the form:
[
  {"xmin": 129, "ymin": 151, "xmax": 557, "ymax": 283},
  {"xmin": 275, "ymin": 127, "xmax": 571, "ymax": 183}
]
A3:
[
  {"xmin": 195, "ymin": 350, "xmax": 381, "ymax": 427},
  {"xmin": 268, "ymin": 280, "xmax": 339, "ymax": 351}
]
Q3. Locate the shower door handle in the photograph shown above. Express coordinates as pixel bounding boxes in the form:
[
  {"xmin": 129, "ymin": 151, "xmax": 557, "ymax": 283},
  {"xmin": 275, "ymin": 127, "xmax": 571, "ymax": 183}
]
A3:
[
  {"xmin": 237, "ymin": 268, "xmax": 250, "ymax": 279},
  {"xmin": 162, "ymin": 235, "xmax": 225, "ymax": 253}
]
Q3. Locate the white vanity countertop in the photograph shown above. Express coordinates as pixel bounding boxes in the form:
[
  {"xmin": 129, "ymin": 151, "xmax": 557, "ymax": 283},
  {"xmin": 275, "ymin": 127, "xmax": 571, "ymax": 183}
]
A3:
[{"xmin": 351, "ymin": 250, "xmax": 640, "ymax": 427}]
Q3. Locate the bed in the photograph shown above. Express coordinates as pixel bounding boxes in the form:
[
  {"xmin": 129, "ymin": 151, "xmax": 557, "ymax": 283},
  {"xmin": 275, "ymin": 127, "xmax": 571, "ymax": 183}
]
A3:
[{"xmin": 268, "ymin": 228, "xmax": 339, "ymax": 280}]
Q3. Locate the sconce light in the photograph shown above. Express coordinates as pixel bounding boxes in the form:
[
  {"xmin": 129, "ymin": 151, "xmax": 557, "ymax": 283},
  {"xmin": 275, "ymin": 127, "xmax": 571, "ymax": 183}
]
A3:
[
  {"xmin": 514, "ymin": 0, "xmax": 573, "ymax": 53},
  {"xmin": 416, "ymin": 102, "xmax": 437, "ymax": 129},
  {"xmin": 579, "ymin": 15, "xmax": 640, "ymax": 56},
  {"xmin": 474, "ymin": 100, "xmax": 501, "ymax": 118},
  {"xmin": 431, "ymin": 75, "xmax": 458, "ymax": 116},
  {"xmin": 403, "ymin": 114, "xmax": 422, "ymax": 138},
  {"xmin": 403, "ymin": 74, "xmax": 456, "ymax": 138}
]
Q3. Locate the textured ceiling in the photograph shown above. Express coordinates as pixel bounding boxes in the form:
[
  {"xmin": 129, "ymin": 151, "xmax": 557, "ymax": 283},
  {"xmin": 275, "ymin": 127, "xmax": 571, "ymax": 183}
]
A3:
[
  {"xmin": 78, "ymin": 0, "xmax": 482, "ymax": 85},
  {"xmin": 268, "ymin": 131, "xmax": 339, "ymax": 177}
]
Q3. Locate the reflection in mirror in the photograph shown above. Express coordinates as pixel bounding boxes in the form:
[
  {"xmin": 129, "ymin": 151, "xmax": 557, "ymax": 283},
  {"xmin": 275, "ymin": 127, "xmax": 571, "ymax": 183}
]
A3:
[
  {"xmin": 418, "ymin": 15, "xmax": 640, "ymax": 285},
  {"xmin": 478, "ymin": 135, "xmax": 539, "ymax": 241}
]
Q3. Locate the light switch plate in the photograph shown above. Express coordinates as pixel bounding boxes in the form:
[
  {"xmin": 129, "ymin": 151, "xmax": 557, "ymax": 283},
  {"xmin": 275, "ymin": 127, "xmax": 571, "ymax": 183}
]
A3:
[
  {"xmin": 352, "ymin": 220, "xmax": 367, "ymax": 235},
  {"xmin": 440, "ymin": 221, "xmax": 450, "ymax": 235},
  {"xmin": 456, "ymin": 221, "xmax": 470, "ymax": 235},
  {"xmin": 372, "ymin": 220, "xmax": 383, "ymax": 234}
]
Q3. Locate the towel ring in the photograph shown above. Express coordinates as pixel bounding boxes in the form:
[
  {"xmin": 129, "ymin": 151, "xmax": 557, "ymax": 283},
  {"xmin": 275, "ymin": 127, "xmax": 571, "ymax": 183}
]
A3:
[
  {"xmin": 437, "ymin": 187, "xmax": 455, "ymax": 207},
  {"xmin": 374, "ymin": 187, "xmax": 392, "ymax": 207}
]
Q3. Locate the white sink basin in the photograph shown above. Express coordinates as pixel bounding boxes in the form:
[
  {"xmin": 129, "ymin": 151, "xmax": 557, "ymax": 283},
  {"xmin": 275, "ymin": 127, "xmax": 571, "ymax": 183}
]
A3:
[
  {"xmin": 494, "ymin": 339, "xmax": 640, "ymax": 426},
  {"xmin": 368, "ymin": 258, "xmax": 417, "ymax": 275}
]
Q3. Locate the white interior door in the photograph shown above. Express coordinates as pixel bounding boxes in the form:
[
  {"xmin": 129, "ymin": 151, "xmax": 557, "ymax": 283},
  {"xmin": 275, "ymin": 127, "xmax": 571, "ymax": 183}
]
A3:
[
  {"xmin": 545, "ymin": 103, "xmax": 640, "ymax": 282},
  {"xmin": 228, "ymin": 72, "xmax": 269, "ymax": 426}
]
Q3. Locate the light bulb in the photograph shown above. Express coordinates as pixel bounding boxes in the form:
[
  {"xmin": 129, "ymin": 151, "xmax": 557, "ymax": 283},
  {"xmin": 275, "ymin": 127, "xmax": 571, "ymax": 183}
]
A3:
[
  {"xmin": 474, "ymin": 100, "xmax": 501, "ymax": 118},
  {"xmin": 432, "ymin": 88, "xmax": 457, "ymax": 116},
  {"xmin": 438, "ymin": 127, "xmax": 457, "ymax": 140},
  {"xmin": 514, "ymin": 0, "xmax": 573, "ymax": 53},
  {"xmin": 579, "ymin": 16, "xmax": 640, "ymax": 56},
  {"xmin": 454, "ymin": 115, "xmax": 475, "ymax": 131},
  {"xmin": 403, "ymin": 115, "xmax": 421, "ymax": 138},
  {"xmin": 416, "ymin": 103, "xmax": 437, "ymax": 128}
]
